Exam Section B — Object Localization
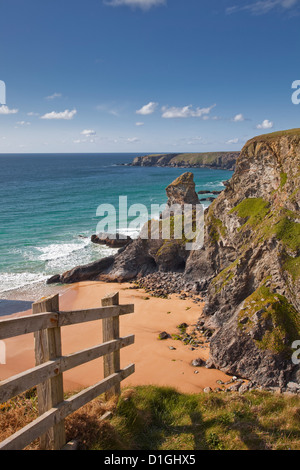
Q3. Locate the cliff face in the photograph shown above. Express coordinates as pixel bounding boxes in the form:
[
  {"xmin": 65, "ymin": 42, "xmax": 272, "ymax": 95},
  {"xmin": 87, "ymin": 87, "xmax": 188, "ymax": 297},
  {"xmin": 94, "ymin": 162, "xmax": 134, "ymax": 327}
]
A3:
[
  {"xmin": 54, "ymin": 173, "xmax": 200, "ymax": 284},
  {"xmin": 48, "ymin": 129, "xmax": 300, "ymax": 388},
  {"xmin": 185, "ymin": 129, "xmax": 300, "ymax": 387},
  {"xmin": 132, "ymin": 152, "xmax": 239, "ymax": 171}
]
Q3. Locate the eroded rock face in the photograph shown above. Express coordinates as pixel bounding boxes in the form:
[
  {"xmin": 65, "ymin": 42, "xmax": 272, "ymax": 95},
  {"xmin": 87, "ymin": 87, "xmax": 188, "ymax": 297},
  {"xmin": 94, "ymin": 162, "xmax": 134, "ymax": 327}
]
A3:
[
  {"xmin": 48, "ymin": 172, "xmax": 200, "ymax": 284},
  {"xmin": 186, "ymin": 129, "xmax": 300, "ymax": 387},
  {"xmin": 165, "ymin": 172, "xmax": 200, "ymax": 209},
  {"xmin": 91, "ymin": 233, "xmax": 132, "ymax": 248},
  {"xmin": 131, "ymin": 152, "xmax": 239, "ymax": 170}
]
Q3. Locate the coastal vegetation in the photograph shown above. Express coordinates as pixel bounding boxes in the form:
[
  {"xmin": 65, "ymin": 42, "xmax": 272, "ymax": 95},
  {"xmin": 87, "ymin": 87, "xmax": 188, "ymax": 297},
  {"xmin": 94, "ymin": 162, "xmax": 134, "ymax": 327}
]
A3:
[
  {"xmin": 131, "ymin": 152, "xmax": 239, "ymax": 170},
  {"xmin": 1, "ymin": 387, "xmax": 300, "ymax": 450}
]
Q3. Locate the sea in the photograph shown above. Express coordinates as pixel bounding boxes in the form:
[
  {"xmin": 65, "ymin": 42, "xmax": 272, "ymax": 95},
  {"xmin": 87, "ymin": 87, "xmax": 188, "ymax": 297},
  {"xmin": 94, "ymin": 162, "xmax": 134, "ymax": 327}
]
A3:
[{"xmin": 0, "ymin": 153, "xmax": 233, "ymax": 309}]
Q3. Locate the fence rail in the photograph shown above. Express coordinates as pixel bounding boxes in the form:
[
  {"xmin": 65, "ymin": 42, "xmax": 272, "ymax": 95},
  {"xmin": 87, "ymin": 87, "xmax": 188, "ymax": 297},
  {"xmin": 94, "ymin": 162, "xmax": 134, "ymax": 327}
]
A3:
[{"xmin": 0, "ymin": 291, "xmax": 135, "ymax": 450}]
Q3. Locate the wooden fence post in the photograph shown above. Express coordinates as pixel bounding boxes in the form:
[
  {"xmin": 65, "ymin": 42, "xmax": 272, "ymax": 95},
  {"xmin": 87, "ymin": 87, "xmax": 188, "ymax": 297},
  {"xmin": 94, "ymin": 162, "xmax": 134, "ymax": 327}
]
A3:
[
  {"xmin": 101, "ymin": 292, "xmax": 121, "ymax": 399},
  {"xmin": 33, "ymin": 294, "xmax": 66, "ymax": 450}
]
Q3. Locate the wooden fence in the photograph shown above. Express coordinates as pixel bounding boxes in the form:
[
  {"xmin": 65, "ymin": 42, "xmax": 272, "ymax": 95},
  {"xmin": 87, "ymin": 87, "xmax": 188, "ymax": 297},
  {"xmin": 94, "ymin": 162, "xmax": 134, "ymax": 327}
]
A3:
[{"xmin": 0, "ymin": 291, "xmax": 135, "ymax": 450}]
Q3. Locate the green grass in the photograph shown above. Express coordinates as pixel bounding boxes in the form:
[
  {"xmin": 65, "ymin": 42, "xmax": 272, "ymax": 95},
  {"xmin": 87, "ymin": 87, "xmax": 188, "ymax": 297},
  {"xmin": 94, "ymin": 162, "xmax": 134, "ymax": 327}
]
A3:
[
  {"xmin": 283, "ymin": 255, "xmax": 300, "ymax": 280},
  {"xmin": 280, "ymin": 172, "xmax": 288, "ymax": 188},
  {"xmin": 3, "ymin": 386, "xmax": 300, "ymax": 450},
  {"xmin": 211, "ymin": 259, "xmax": 239, "ymax": 294},
  {"xmin": 238, "ymin": 286, "xmax": 300, "ymax": 355},
  {"xmin": 247, "ymin": 128, "xmax": 300, "ymax": 144},
  {"xmin": 229, "ymin": 198, "xmax": 300, "ymax": 253},
  {"xmin": 229, "ymin": 197, "xmax": 270, "ymax": 228},
  {"xmin": 170, "ymin": 152, "xmax": 238, "ymax": 166},
  {"xmin": 88, "ymin": 386, "xmax": 300, "ymax": 450},
  {"xmin": 273, "ymin": 217, "xmax": 300, "ymax": 252}
]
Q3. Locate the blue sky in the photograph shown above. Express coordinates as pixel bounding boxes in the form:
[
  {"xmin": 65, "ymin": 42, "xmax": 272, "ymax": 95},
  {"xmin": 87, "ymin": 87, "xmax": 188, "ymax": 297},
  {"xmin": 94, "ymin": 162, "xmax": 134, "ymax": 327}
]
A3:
[{"xmin": 0, "ymin": 0, "xmax": 299, "ymax": 153}]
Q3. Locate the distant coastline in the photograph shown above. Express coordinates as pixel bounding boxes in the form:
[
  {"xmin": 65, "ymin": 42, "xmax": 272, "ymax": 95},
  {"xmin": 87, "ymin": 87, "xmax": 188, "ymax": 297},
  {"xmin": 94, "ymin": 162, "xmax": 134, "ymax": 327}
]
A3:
[{"xmin": 130, "ymin": 152, "xmax": 240, "ymax": 171}]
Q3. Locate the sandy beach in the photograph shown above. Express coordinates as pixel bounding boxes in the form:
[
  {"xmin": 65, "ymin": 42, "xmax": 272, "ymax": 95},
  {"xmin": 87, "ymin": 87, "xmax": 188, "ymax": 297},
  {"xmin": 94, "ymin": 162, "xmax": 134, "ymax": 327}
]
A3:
[{"xmin": 0, "ymin": 281, "xmax": 232, "ymax": 394}]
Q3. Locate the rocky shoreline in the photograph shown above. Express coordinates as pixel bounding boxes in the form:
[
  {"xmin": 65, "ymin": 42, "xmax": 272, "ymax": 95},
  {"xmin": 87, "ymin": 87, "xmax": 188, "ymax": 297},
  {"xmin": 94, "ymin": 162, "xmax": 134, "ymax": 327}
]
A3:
[
  {"xmin": 131, "ymin": 152, "xmax": 239, "ymax": 171},
  {"xmin": 48, "ymin": 129, "xmax": 300, "ymax": 390}
]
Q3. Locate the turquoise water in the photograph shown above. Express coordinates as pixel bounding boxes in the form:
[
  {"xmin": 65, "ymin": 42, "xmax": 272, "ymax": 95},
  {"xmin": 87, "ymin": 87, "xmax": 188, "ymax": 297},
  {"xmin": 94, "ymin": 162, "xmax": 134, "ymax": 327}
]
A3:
[{"xmin": 0, "ymin": 154, "xmax": 233, "ymax": 299}]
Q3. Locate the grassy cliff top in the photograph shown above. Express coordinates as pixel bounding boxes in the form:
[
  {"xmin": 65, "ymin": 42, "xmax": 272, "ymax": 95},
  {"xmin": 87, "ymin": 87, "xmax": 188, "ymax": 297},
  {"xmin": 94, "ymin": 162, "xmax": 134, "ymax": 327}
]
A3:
[{"xmin": 247, "ymin": 128, "xmax": 300, "ymax": 144}]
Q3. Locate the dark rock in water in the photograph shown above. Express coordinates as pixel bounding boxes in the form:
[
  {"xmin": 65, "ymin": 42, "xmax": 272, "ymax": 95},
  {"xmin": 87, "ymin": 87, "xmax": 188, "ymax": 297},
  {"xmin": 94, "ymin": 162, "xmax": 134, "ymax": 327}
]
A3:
[
  {"xmin": 91, "ymin": 233, "xmax": 132, "ymax": 248},
  {"xmin": 47, "ymin": 274, "xmax": 61, "ymax": 285},
  {"xmin": 199, "ymin": 197, "xmax": 215, "ymax": 202},
  {"xmin": 59, "ymin": 256, "xmax": 115, "ymax": 284},
  {"xmin": 198, "ymin": 190, "xmax": 222, "ymax": 195}
]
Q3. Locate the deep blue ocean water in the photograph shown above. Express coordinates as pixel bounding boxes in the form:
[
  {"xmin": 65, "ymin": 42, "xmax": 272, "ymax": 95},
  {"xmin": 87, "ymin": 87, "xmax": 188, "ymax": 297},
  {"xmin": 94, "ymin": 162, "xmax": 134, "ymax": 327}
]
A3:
[{"xmin": 0, "ymin": 153, "xmax": 233, "ymax": 300}]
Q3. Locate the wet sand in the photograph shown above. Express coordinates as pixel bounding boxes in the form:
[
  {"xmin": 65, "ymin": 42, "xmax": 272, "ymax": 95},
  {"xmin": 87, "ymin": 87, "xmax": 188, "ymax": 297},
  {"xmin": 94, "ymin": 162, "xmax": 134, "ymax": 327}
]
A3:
[{"xmin": 0, "ymin": 281, "xmax": 232, "ymax": 394}]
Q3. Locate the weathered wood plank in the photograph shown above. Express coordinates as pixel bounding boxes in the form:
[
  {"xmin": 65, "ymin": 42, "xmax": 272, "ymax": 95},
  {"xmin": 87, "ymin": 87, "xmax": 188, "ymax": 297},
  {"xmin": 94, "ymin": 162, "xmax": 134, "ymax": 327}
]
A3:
[
  {"xmin": 0, "ymin": 335, "xmax": 135, "ymax": 404},
  {"xmin": 102, "ymin": 292, "xmax": 121, "ymax": 399},
  {"xmin": 0, "ymin": 313, "xmax": 58, "ymax": 340},
  {"xmin": 33, "ymin": 295, "xmax": 66, "ymax": 450},
  {"xmin": 0, "ymin": 364, "xmax": 135, "ymax": 451},
  {"xmin": 58, "ymin": 304, "xmax": 134, "ymax": 327},
  {"xmin": 0, "ymin": 305, "xmax": 134, "ymax": 340}
]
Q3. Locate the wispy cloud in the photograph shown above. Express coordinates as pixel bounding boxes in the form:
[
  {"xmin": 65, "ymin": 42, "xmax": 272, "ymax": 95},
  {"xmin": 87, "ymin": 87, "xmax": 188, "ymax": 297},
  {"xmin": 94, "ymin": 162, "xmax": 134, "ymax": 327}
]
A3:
[
  {"xmin": 126, "ymin": 137, "xmax": 140, "ymax": 143},
  {"xmin": 226, "ymin": 137, "xmax": 239, "ymax": 144},
  {"xmin": 0, "ymin": 105, "xmax": 18, "ymax": 115},
  {"xmin": 256, "ymin": 119, "xmax": 274, "ymax": 129},
  {"xmin": 226, "ymin": 0, "xmax": 299, "ymax": 15},
  {"xmin": 16, "ymin": 121, "xmax": 31, "ymax": 126},
  {"xmin": 135, "ymin": 121, "xmax": 144, "ymax": 126},
  {"xmin": 232, "ymin": 113, "xmax": 245, "ymax": 122},
  {"xmin": 81, "ymin": 129, "xmax": 96, "ymax": 137},
  {"xmin": 104, "ymin": 0, "xmax": 166, "ymax": 10},
  {"xmin": 40, "ymin": 109, "xmax": 77, "ymax": 120},
  {"xmin": 161, "ymin": 104, "xmax": 216, "ymax": 119},
  {"xmin": 136, "ymin": 101, "xmax": 158, "ymax": 115},
  {"xmin": 45, "ymin": 92, "xmax": 62, "ymax": 100}
]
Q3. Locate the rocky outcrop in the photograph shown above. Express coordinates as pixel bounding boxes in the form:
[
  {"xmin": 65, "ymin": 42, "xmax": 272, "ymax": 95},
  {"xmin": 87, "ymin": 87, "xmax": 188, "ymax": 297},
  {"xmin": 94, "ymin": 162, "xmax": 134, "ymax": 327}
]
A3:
[
  {"xmin": 47, "ymin": 129, "xmax": 300, "ymax": 389},
  {"xmin": 91, "ymin": 233, "xmax": 132, "ymax": 248},
  {"xmin": 132, "ymin": 152, "xmax": 239, "ymax": 171},
  {"xmin": 185, "ymin": 128, "xmax": 300, "ymax": 387},
  {"xmin": 165, "ymin": 172, "xmax": 200, "ymax": 209},
  {"xmin": 48, "ymin": 172, "xmax": 200, "ymax": 284},
  {"xmin": 47, "ymin": 256, "xmax": 115, "ymax": 284}
]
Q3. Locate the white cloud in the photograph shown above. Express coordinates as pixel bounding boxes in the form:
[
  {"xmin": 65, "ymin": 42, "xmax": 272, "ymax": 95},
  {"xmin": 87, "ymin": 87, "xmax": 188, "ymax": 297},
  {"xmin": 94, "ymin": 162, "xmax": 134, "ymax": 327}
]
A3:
[
  {"xmin": 226, "ymin": 0, "xmax": 299, "ymax": 15},
  {"xmin": 45, "ymin": 92, "xmax": 62, "ymax": 100},
  {"xmin": 81, "ymin": 129, "xmax": 96, "ymax": 137},
  {"xmin": 256, "ymin": 119, "xmax": 274, "ymax": 129},
  {"xmin": 104, "ymin": 0, "xmax": 166, "ymax": 9},
  {"xmin": 186, "ymin": 136, "xmax": 203, "ymax": 145},
  {"xmin": 27, "ymin": 112, "xmax": 39, "ymax": 116},
  {"xmin": 40, "ymin": 109, "xmax": 77, "ymax": 120},
  {"xmin": 226, "ymin": 138, "xmax": 239, "ymax": 144},
  {"xmin": 126, "ymin": 137, "xmax": 140, "ymax": 143},
  {"xmin": 135, "ymin": 121, "xmax": 144, "ymax": 126},
  {"xmin": 161, "ymin": 104, "xmax": 216, "ymax": 119},
  {"xmin": 136, "ymin": 101, "xmax": 158, "ymax": 115},
  {"xmin": 232, "ymin": 113, "xmax": 245, "ymax": 122},
  {"xmin": 16, "ymin": 121, "xmax": 31, "ymax": 126},
  {"xmin": 0, "ymin": 105, "xmax": 18, "ymax": 115}
]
